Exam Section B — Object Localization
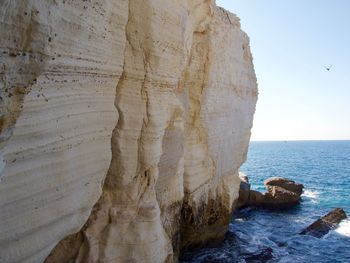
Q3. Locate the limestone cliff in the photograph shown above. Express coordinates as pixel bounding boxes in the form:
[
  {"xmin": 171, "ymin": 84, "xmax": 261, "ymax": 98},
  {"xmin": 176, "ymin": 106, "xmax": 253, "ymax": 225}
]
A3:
[{"xmin": 0, "ymin": 1, "xmax": 257, "ymax": 263}]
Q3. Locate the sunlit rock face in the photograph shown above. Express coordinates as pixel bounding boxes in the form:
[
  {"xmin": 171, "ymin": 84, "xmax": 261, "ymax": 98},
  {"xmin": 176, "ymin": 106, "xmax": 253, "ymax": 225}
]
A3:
[
  {"xmin": 0, "ymin": 1, "xmax": 257, "ymax": 263},
  {"xmin": 0, "ymin": 1, "xmax": 125, "ymax": 262}
]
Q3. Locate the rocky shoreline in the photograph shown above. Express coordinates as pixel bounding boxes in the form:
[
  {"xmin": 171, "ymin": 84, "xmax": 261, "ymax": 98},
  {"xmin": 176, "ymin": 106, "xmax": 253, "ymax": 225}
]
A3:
[{"xmin": 236, "ymin": 173, "xmax": 347, "ymax": 238}]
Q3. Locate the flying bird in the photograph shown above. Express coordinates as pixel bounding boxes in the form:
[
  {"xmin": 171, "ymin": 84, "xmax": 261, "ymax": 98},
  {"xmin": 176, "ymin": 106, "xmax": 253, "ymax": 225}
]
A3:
[{"xmin": 324, "ymin": 65, "xmax": 333, "ymax": 71}]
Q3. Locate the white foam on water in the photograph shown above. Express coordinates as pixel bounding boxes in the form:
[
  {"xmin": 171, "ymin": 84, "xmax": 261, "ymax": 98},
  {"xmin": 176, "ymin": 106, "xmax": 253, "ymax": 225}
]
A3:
[
  {"xmin": 334, "ymin": 219, "xmax": 350, "ymax": 237},
  {"xmin": 302, "ymin": 190, "xmax": 320, "ymax": 199}
]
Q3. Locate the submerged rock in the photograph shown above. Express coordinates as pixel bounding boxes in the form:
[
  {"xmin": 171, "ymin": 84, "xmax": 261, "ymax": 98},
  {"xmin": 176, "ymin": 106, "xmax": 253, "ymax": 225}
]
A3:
[
  {"xmin": 264, "ymin": 177, "xmax": 304, "ymax": 195},
  {"xmin": 243, "ymin": 247, "xmax": 273, "ymax": 263},
  {"xmin": 300, "ymin": 208, "xmax": 347, "ymax": 238}
]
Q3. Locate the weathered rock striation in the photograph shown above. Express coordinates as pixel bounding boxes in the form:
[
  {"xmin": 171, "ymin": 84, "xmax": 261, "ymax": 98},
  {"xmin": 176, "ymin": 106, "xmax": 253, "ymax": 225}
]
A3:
[{"xmin": 0, "ymin": 1, "xmax": 257, "ymax": 263}]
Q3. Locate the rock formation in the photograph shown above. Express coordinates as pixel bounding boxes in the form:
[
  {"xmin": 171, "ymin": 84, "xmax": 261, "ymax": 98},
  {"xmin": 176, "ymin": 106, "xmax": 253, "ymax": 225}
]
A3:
[
  {"xmin": 300, "ymin": 208, "xmax": 347, "ymax": 238},
  {"xmin": 248, "ymin": 186, "xmax": 301, "ymax": 208},
  {"xmin": 264, "ymin": 177, "xmax": 303, "ymax": 196},
  {"xmin": 237, "ymin": 172, "xmax": 251, "ymax": 209},
  {"xmin": 238, "ymin": 176, "xmax": 304, "ymax": 209},
  {"xmin": 0, "ymin": 1, "xmax": 257, "ymax": 263}
]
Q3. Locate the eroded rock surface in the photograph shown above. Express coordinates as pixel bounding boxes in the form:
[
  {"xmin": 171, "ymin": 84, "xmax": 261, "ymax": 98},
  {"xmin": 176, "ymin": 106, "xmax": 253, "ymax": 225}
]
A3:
[
  {"xmin": 264, "ymin": 177, "xmax": 304, "ymax": 196},
  {"xmin": 237, "ymin": 172, "xmax": 251, "ymax": 209},
  {"xmin": 0, "ymin": 1, "xmax": 257, "ymax": 262},
  {"xmin": 238, "ymin": 176, "xmax": 304, "ymax": 209},
  {"xmin": 0, "ymin": 1, "xmax": 125, "ymax": 263},
  {"xmin": 248, "ymin": 185, "xmax": 301, "ymax": 208}
]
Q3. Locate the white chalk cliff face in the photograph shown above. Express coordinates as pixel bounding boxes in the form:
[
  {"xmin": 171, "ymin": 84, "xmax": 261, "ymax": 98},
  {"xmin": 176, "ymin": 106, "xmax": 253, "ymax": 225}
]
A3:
[{"xmin": 0, "ymin": 1, "xmax": 257, "ymax": 263}]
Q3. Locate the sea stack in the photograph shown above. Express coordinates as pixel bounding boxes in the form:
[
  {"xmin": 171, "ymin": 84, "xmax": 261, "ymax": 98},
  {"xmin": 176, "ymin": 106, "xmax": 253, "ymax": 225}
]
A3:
[{"xmin": 0, "ymin": 1, "xmax": 257, "ymax": 263}]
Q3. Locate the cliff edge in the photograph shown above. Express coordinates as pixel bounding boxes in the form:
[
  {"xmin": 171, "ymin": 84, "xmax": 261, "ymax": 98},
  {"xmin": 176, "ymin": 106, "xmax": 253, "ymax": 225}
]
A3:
[{"xmin": 0, "ymin": 1, "xmax": 257, "ymax": 262}]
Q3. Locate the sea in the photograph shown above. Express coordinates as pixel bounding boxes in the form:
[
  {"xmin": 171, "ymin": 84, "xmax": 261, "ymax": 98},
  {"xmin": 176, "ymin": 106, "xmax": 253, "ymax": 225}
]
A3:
[{"xmin": 181, "ymin": 140, "xmax": 350, "ymax": 263}]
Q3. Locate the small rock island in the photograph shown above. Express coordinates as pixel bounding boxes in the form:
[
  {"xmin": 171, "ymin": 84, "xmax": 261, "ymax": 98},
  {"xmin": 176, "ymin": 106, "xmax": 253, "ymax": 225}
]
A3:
[{"xmin": 237, "ymin": 174, "xmax": 304, "ymax": 209}]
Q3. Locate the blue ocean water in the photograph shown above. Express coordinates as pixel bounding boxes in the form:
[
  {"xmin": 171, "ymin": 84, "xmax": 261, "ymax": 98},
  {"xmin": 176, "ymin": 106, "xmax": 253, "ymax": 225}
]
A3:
[{"xmin": 182, "ymin": 141, "xmax": 350, "ymax": 263}]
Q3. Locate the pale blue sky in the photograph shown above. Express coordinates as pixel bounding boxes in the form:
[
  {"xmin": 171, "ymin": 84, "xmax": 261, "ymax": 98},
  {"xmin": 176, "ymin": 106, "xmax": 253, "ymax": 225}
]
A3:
[{"xmin": 217, "ymin": 0, "xmax": 350, "ymax": 141}]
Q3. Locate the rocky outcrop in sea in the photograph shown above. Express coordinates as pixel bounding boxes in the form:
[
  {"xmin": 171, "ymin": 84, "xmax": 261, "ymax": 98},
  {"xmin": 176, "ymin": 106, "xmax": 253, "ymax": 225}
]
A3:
[
  {"xmin": 301, "ymin": 208, "xmax": 348, "ymax": 238},
  {"xmin": 237, "ymin": 174, "xmax": 304, "ymax": 209}
]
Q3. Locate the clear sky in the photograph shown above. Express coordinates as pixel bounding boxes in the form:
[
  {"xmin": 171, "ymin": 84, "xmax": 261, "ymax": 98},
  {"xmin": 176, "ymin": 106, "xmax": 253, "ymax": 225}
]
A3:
[{"xmin": 217, "ymin": 0, "xmax": 350, "ymax": 141}]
